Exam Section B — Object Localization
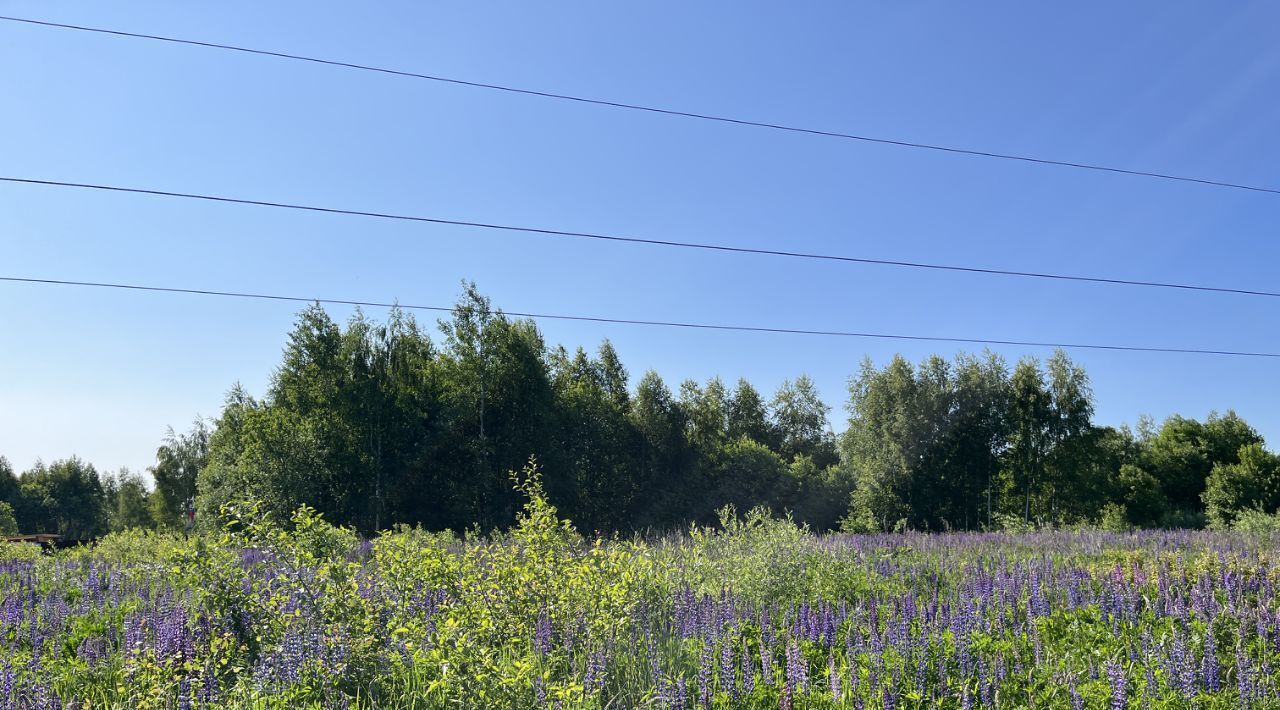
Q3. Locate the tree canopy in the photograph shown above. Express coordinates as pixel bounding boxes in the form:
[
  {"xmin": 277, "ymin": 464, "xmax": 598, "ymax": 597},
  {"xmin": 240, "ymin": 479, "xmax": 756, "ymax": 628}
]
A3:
[{"xmin": 2, "ymin": 286, "xmax": 1273, "ymax": 537}]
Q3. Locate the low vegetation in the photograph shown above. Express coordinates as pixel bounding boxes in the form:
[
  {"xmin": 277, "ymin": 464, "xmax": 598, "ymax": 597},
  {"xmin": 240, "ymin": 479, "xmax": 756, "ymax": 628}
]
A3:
[{"xmin": 3, "ymin": 462, "xmax": 1280, "ymax": 707}]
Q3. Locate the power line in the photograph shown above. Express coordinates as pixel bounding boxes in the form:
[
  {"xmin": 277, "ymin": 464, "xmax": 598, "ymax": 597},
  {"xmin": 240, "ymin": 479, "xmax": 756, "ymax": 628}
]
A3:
[
  {"xmin": 2, "ymin": 275, "xmax": 1277, "ymax": 359},
  {"xmin": 4, "ymin": 175, "xmax": 1278, "ymax": 300},
  {"xmin": 3, "ymin": 15, "xmax": 1278, "ymax": 198}
]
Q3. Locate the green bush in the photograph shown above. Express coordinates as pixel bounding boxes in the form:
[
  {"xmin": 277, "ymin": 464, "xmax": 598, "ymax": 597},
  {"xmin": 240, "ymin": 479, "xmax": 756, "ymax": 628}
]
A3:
[
  {"xmin": 0, "ymin": 540, "xmax": 41, "ymax": 562},
  {"xmin": 1097, "ymin": 502, "xmax": 1133, "ymax": 532},
  {"xmin": 1231, "ymin": 508, "xmax": 1280, "ymax": 534}
]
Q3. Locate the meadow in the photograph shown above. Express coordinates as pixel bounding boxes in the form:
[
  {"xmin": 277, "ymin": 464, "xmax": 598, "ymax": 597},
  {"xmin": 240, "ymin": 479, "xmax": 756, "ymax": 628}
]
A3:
[{"xmin": 2, "ymin": 469, "xmax": 1279, "ymax": 708}]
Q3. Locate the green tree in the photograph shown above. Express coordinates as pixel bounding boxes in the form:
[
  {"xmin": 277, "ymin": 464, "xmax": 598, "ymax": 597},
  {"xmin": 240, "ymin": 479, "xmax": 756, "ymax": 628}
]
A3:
[
  {"xmin": 629, "ymin": 370, "xmax": 693, "ymax": 529},
  {"xmin": 1203, "ymin": 443, "xmax": 1280, "ymax": 528},
  {"xmin": 681, "ymin": 377, "xmax": 729, "ymax": 455},
  {"xmin": 200, "ymin": 304, "xmax": 443, "ymax": 533},
  {"xmin": 195, "ymin": 386, "xmax": 260, "ymax": 525},
  {"xmin": 105, "ymin": 469, "xmax": 154, "ymax": 532},
  {"xmin": 269, "ymin": 304, "xmax": 368, "ymax": 528},
  {"xmin": 372, "ymin": 307, "xmax": 439, "ymax": 531},
  {"xmin": 771, "ymin": 375, "xmax": 837, "ymax": 467},
  {"xmin": 708, "ymin": 438, "xmax": 790, "ymax": 516},
  {"xmin": 0, "ymin": 457, "xmax": 19, "ymax": 533},
  {"xmin": 198, "ymin": 405, "xmax": 334, "ymax": 526},
  {"xmin": 149, "ymin": 418, "xmax": 210, "ymax": 528},
  {"xmin": 0, "ymin": 457, "xmax": 18, "ymax": 505},
  {"xmin": 1114, "ymin": 463, "xmax": 1166, "ymax": 528},
  {"xmin": 596, "ymin": 340, "xmax": 630, "ymax": 409},
  {"xmin": 843, "ymin": 356, "xmax": 922, "ymax": 531},
  {"xmin": 843, "ymin": 354, "xmax": 1014, "ymax": 531},
  {"xmin": 1140, "ymin": 411, "xmax": 1263, "ymax": 526},
  {"xmin": 0, "ymin": 501, "xmax": 17, "ymax": 536},
  {"xmin": 1042, "ymin": 351, "xmax": 1094, "ymax": 524},
  {"xmin": 549, "ymin": 344, "xmax": 637, "ymax": 533},
  {"xmin": 785, "ymin": 455, "xmax": 855, "ymax": 531},
  {"xmin": 18, "ymin": 457, "xmax": 107, "ymax": 539},
  {"xmin": 937, "ymin": 353, "xmax": 1010, "ymax": 529},
  {"xmin": 433, "ymin": 285, "xmax": 558, "ymax": 530},
  {"xmin": 727, "ymin": 379, "xmax": 772, "ymax": 446},
  {"xmin": 1004, "ymin": 358, "xmax": 1052, "ymax": 524}
]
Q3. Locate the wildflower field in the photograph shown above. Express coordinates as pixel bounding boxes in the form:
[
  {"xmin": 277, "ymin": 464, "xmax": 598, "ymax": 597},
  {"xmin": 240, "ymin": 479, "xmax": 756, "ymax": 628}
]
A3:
[{"xmin": 4, "ymin": 473, "xmax": 1280, "ymax": 708}]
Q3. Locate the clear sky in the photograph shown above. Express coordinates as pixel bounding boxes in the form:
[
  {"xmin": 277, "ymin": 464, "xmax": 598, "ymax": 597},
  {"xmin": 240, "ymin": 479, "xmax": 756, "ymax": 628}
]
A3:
[{"xmin": 2, "ymin": 1, "xmax": 1278, "ymax": 477}]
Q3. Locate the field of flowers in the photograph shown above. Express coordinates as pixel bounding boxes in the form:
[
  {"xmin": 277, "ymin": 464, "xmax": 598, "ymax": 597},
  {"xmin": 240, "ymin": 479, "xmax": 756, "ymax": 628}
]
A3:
[{"xmin": 3, "ymin": 469, "xmax": 1280, "ymax": 708}]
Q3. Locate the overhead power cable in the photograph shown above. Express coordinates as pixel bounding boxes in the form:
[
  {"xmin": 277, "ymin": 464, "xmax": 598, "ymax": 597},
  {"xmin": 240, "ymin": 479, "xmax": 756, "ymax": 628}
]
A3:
[
  {"xmin": 3, "ymin": 175, "xmax": 1278, "ymax": 300},
  {"xmin": 3, "ymin": 15, "xmax": 1278, "ymax": 197},
  {"xmin": 1, "ymin": 276, "xmax": 1277, "ymax": 359}
]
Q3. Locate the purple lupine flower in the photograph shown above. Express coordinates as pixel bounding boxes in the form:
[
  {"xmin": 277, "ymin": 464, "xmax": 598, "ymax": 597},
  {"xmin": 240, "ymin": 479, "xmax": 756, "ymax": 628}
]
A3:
[
  {"xmin": 760, "ymin": 640, "xmax": 775, "ymax": 686},
  {"xmin": 76, "ymin": 635, "xmax": 108, "ymax": 667},
  {"xmin": 584, "ymin": 649, "xmax": 607, "ymax": 693},
  {"xmin": 978, "ymin": 658, "xmax": 993, "ymax": 706},
  {"xmin": 720, "ymin": 639, "xmax": 736, "ymax": 699},
  {"xmin": 784, "ymin": 640, "xmax": 808, "ymax": 694},
  {"xmin": 0, "ymin": 662, "xmax": 12, "ymax": 706},
  {"xmin": 740, "ymin": 640, "xmax": 755, "ymax": 697},
  {"xmin": 177, "ymin": 676, "xmax": 193, "ymax": 710},
  {"xmin": 1236, "ymin": 643, "xmax": 1253, "ymax": 706},
  {"xmin": 197, "ymin": 665, "xmax": 220, "ymax": 701},
  {"xmin": 535, "ymin": 677, "xmax": 547, "ymax": 707},
  {"xmin": 534, "ymin": 610, "xmax": 553, "ymax": 656},
  {"xmin": 828, "ymin": 652, "xmax": 840, "ymax": 701},
  {"xmin": 123, "ymin": 613, "xmax": 146, "ymax": 659},
  {"xmin": 1201, "ymin": 633, "xmax": 1220, "ymax": 693},
  {"xmin": 1069, "ymin": 678, "xmax": 1085, "ymax": 710},
  {"xmin": 1168, "ymin": 629, "xmax": 1195, "ymax": 697},
  {"xmin": 1108, "ymin": 660, "xmax": 1127, "ymax": 710},
  {"xmin": 883, "ymin": 685, "xmax": 897, "ymax": 710},
  {"xmin": 697, "ymin": 643, "xmax": 713, "ymax": 708},
  {"xmin": 647, "ymin": 630, "xmax": 662, "ymax": 687}
]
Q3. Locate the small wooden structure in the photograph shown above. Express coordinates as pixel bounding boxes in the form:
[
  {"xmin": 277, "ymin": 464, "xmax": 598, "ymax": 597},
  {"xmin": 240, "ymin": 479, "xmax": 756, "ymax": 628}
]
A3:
[{"xmin": 4, "ymin": 534, "xmax": 61, "ymax": 545}]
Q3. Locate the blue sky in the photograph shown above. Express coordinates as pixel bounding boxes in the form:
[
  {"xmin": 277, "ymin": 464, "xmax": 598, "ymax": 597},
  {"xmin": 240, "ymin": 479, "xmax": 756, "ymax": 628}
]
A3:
[{"xmin": 2, "ymin": 1, "xmax": 1278, "ymax": 476}]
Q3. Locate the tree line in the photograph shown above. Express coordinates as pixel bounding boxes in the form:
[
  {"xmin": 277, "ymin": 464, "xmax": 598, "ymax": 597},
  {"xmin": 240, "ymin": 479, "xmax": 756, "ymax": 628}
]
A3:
[{"xmin": 3, "ymin": 285, "xmax": 1276, "ymax": 538}]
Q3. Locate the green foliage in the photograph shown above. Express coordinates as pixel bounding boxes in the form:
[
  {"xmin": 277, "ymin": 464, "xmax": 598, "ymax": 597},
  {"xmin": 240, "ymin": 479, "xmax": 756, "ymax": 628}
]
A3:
[
  {"xmin": 992, "ymin": 511, "xmax": 1038, "ymax": 533},
  {"xmin": 104, "ymin": 469, "xmax": 154, "ymax": 532},
  {"xmin": 1097, "ymin": 502, "xmax": 1133, "ymax": 532},
  {"xmin": 15, "ymin": 456, "xmax": 106, "ymax": 538},
  {"xmin": 9, "ymin": 484, "xmax": 1280, "ymax": 707},
  {"xmin": 684, "ymin": 505, "xmax": 812, "ymax": 604},
  {"xmin": 0, "ymin": 456, "xmax": 18, "ymax": 510},
  {"xmin": 0, "ymin": 539, "xmax": 41, "ymax": 562},
  {"xmin": 707, "ymin": 438, "xmax": 790, "ymax": 517},
  {"xmin": 0, "ymin": 500, "xmax": 18, "ymax": 536},
  {"xmin": 149, "ymin": 418, "xmax": 209, "ymax": 528},
  {"xmin": 74, "ymin": 527, "xmax": 186, "ymax": 564},
  {"xmin": 845, "ymin": 352, "xmax": 1013, "ymax": 531},
  {"xmin": 1203, "ymin": 443, "xmax": 1280, "ymax": 528},
  {"xmin": 21, "ymin": 288, "xmax": 1275, "ymax": 542},
  {"xmin": 1230, "ymin": 508, "xmax": 1280, "ymax": 534},
  {"xmin": 1115, "ymin": 463, "xmax": 1167, "ymax": 528},
  {"xmin": 785, "ymin": 456, "xmax": 855, "ymax": 531},
  {"xmin": 187, "ymin": 290, "xmax": 847, "ymax": 536},
  {"xmin": 390, "ymin": 458, "xmax": 653, "ymax": 705},
  {"xmin": 726, "ymin": 378, "xmax": 771, "ymax": 446},
  {"xmin": 1141, "ymin": 411, "xmax": 1263, "ymax": 523},
  {"xmin": 770, "ymin": 375, "xmax": 837, "ymax": 466}
]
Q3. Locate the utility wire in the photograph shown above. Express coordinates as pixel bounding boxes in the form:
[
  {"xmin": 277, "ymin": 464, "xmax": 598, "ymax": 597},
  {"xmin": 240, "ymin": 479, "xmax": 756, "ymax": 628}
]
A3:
[
  {"xmin": 3, "ymin": 175, "xmax": 1278, "ymax": 300},
  {"xmin": 1, "ymin": 275, "xmax": 1277, "ymax": 358},
  {"xmin": 3, "ymin": 15, "xmax": 1278, "ymax": 197}
]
